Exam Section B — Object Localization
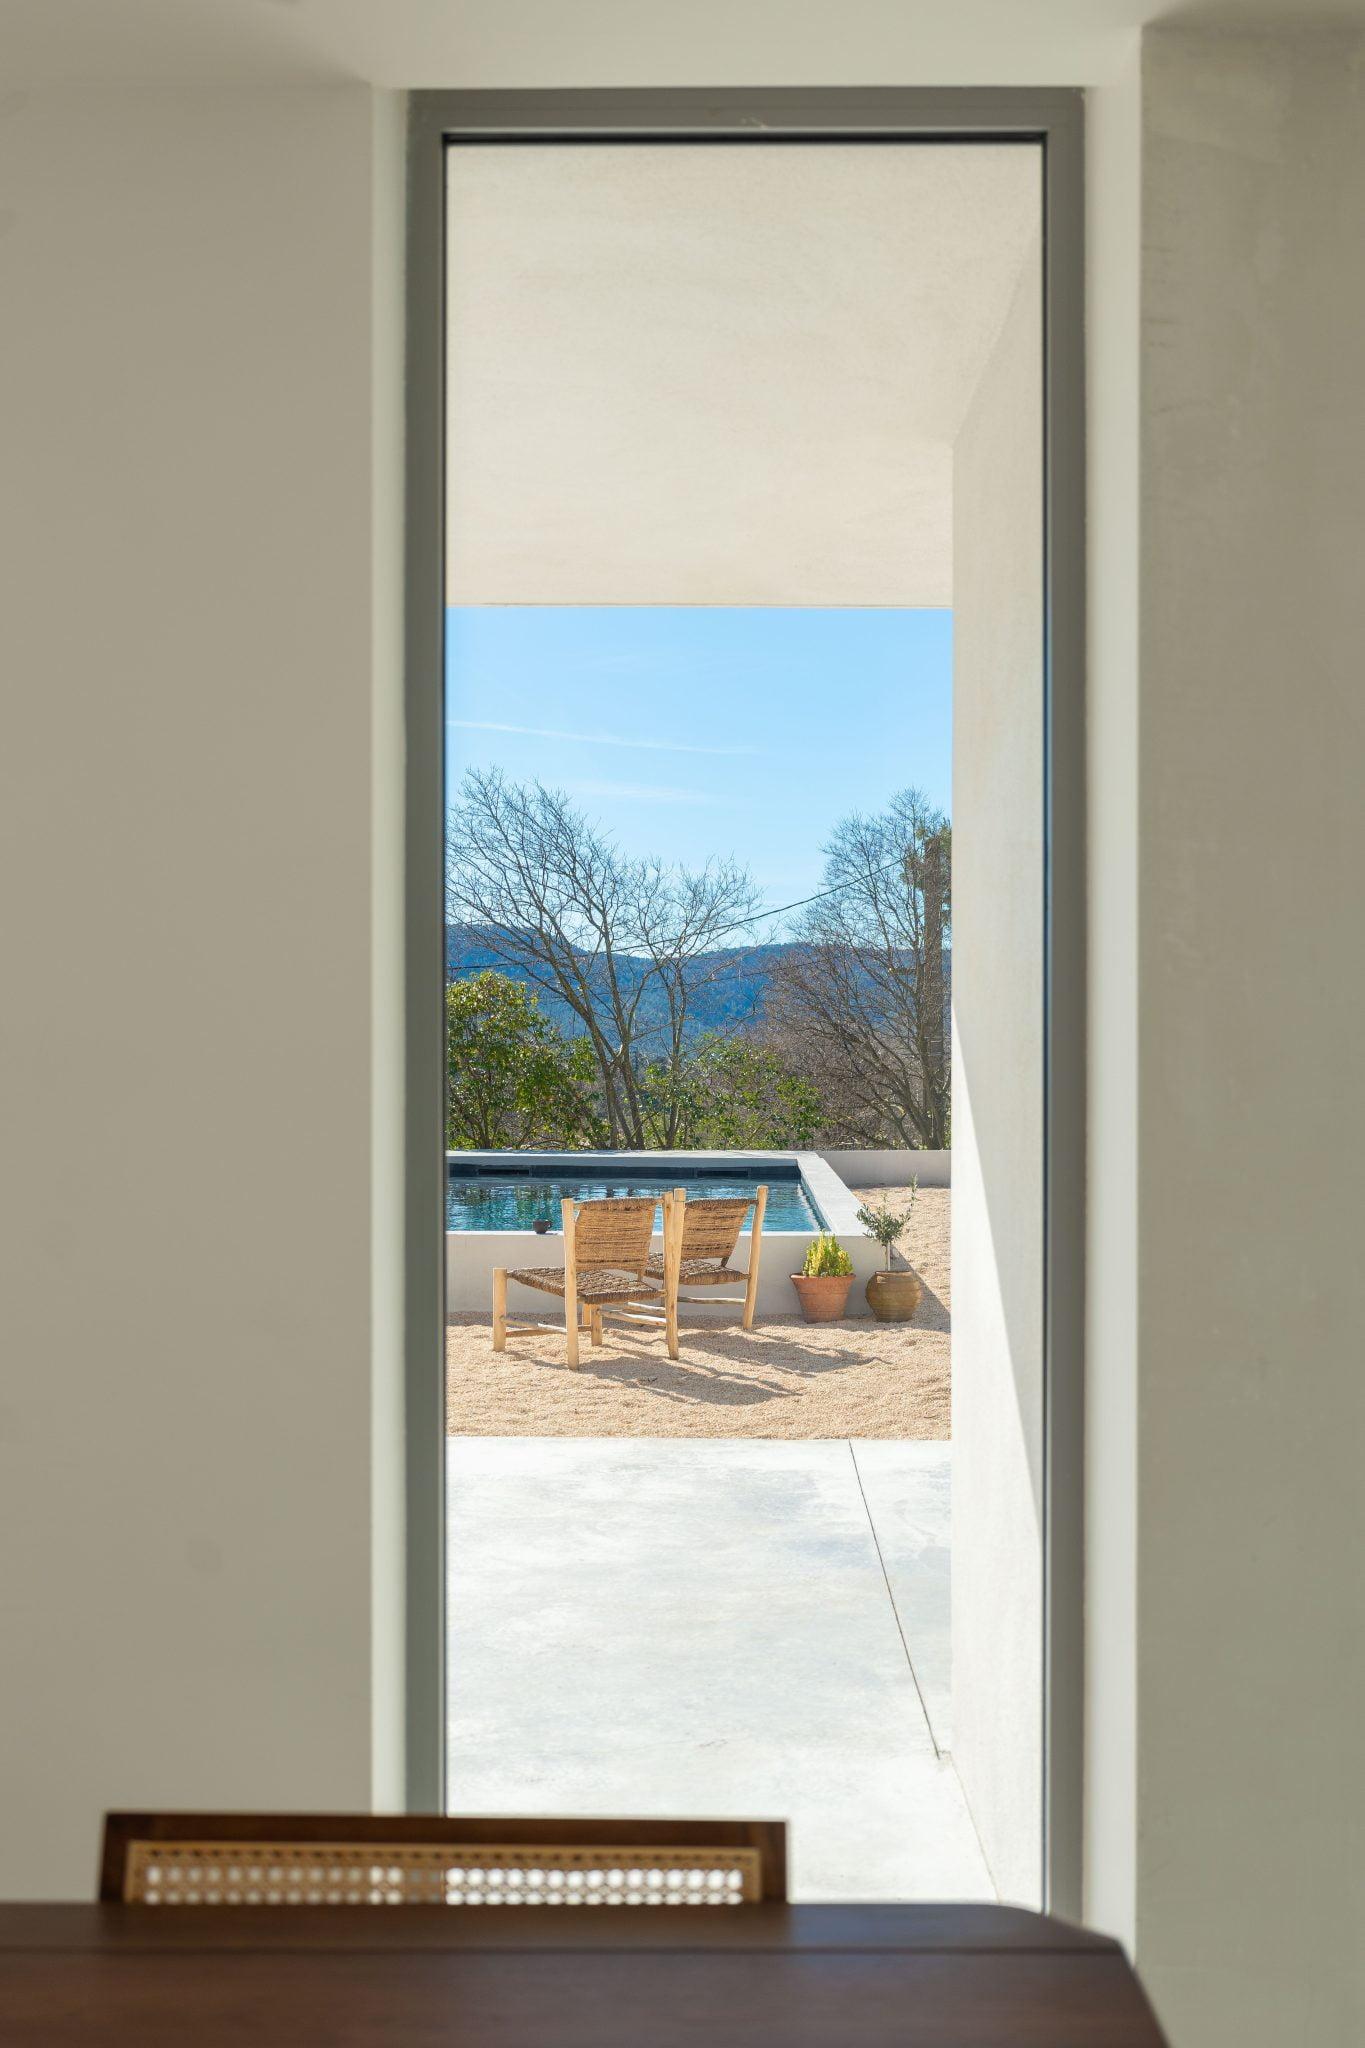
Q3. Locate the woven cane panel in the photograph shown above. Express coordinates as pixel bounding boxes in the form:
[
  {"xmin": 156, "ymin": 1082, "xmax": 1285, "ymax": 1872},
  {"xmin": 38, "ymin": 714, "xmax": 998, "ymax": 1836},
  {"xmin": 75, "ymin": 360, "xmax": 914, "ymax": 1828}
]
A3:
[
  {"xmin": 124, "ymin": 1841, "xmax": 762, "ymax": 1906},
  {"xmin": 680, "ymin": 1198, "xmax": 751, "ymax": 1263},
  {"xmin": 572, "ymin": 1199, "xmax": 656, "ymax": 1270}
]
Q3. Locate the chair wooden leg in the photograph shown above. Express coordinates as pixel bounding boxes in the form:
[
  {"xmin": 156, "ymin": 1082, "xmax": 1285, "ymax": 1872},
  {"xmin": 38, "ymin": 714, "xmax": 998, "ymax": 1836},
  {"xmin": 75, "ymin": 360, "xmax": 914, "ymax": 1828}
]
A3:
[
  {"xmin": 741, "ymin": 1269, "xmax": 760, "ymax": 1331},
  {"xmin": 560, "ymin": 1194, "xmax": 581, "ymax": 1367},
  {"xmin": 742, "ymin": 1186, "xmax": 767, "ymax": 1330},
  {"xmin": 664, "ymin": 1187, "xmax": 683, "ymax": 1360},
  {"xmin": 492, "ymin": 1269, "xmax": 508, "ymax": 1351}
]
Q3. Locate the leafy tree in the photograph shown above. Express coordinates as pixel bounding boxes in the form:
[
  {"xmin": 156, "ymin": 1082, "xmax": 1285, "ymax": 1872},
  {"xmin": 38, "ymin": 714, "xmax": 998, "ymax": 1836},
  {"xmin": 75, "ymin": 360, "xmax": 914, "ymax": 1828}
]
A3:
[
  {"xmin": 643, "ymin": 1034, "xmax": 824, "ymax": 1151},
  {"xmin": 446, "ymin": 774, "xmax": 952, "ymax": 1154},
  {"xmin": 446, "ymin": 972, "xmax": 603, "ymax": 1150}
]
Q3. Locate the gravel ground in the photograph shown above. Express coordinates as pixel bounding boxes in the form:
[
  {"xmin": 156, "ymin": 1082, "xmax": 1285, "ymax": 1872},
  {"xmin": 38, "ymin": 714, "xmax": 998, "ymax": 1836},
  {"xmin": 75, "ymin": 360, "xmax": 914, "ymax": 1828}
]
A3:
[{"xmin": 445, "ymin": 1185, "xmax": 949, "ymax": 1441}]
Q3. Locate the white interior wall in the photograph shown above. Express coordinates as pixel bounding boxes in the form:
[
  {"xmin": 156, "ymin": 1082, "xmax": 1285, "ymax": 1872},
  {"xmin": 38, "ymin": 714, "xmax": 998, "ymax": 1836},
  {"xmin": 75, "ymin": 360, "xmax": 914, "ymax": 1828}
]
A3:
[
  {"xmin": 1137, "ymin": 30, "xmax": 1365, "ymax": 2045},
  {"xmin": 949, "ymin": 229, "xmax": 1045, "ymax": 1905},
  {"xmin": 0, "ymin": 81, "xmax": 405, "ymax": 1895}
]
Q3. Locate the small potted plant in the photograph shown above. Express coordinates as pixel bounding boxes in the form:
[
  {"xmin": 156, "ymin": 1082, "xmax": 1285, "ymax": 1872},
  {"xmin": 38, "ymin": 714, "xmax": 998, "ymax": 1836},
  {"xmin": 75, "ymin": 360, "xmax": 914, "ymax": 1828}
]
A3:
[
  {"xmin": 791, "ymin": 1233, "xmax": 856, "ymax": 1322},
  {"xmin": 855, "ymin": 1185, "xmax": 922, "ymax": 1323}
]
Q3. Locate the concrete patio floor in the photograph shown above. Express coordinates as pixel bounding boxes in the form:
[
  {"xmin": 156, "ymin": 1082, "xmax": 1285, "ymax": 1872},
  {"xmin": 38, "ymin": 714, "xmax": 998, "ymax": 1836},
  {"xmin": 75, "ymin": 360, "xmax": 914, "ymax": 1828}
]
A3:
[{"xmin": 446, "ymin": 1436, "xmax": 993, "ymax": 1901}]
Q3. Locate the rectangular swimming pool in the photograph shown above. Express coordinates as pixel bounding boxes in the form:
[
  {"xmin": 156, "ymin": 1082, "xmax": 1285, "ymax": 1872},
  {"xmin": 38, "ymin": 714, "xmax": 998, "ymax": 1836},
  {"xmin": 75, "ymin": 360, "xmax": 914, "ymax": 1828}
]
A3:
[
  {"xmin": 442, "ymin": 1150, "xmax": 876, "ymax": 1316},
  {"xmin": 445, "ymin": 1166, "xmax": 823, "ymax": 1234}
]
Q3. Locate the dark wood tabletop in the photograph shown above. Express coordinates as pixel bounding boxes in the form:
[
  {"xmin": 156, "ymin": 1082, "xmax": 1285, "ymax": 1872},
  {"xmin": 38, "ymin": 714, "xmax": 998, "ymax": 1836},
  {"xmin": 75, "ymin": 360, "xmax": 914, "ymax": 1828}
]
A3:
[{"xmin": 0, "ymin": 1902, "xmax": 1167, "ymax": 2046}]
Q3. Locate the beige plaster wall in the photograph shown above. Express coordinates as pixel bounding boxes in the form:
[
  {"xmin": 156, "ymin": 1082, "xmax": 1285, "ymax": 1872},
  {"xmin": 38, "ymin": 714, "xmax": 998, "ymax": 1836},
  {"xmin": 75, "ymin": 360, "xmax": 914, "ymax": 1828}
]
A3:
[
  {"xmin": 0, "ymin": 82, "xmax": 404, "ymax": 1894},
  {"xmin": 1137, "ymin": 28, "xmax": 1365, "ymax": 2044}
]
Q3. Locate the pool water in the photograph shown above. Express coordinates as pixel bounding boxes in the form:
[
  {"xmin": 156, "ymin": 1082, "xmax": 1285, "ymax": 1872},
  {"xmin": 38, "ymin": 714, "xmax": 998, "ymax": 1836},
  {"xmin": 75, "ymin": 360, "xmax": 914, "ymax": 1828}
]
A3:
[{"xmin": 445, "ymin": 1174, "xmax": 821, "ymax": 1234}]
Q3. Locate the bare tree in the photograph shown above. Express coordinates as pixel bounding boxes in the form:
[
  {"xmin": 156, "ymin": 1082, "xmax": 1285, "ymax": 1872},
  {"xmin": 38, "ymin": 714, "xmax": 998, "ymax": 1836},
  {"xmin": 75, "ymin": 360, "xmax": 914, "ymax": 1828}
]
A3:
[
  {"xmin": 446, "ymin": 769, "xmax": 759, "ymax": 1147},
  {"xmin": 768, "ymin": 789, "xmax": 951, "ymax": 1149},
  {"xmin": 626, "ymin": 858, "xmax": 765, "ymax": 1145}
]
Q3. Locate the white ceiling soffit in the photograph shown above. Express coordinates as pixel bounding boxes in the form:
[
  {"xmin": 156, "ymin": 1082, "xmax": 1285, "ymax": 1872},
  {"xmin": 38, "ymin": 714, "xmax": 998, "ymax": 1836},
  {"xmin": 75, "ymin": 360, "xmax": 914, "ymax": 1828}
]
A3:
[
  {"xmin": 446, "ymin": 143, "xmax": 1040, "ymax": 609},
  {"xmin": 5, "ymin": 1, "xmax": 1363, "ymax": 89}
]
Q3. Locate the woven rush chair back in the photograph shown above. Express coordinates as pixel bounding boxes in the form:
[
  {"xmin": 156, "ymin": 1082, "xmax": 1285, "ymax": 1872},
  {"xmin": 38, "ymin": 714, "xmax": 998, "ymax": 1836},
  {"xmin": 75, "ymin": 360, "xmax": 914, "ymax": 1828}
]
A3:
[
  {"xmin": 679, "ymin": 1196, "xmax": 752, "ymax": 1267},
  {"xmin": 570, "ymin": 1196, "xmax": 656, "ymax": 1274},
  {"xmin": 101, "ymin": 1814, "xmax": 787, "ymax": 1906}
]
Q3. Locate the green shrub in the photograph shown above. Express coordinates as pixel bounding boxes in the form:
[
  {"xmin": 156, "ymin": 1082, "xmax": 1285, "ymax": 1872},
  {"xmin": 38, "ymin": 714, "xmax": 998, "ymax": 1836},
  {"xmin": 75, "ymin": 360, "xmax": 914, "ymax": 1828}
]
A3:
[
  {"xmin": 800, "ymin": 1233, "xmax": 854, "ymax": 1278},
  {"xmin": 646, "ymin": 1033, "xmax": 824, "ymax": 1151}
]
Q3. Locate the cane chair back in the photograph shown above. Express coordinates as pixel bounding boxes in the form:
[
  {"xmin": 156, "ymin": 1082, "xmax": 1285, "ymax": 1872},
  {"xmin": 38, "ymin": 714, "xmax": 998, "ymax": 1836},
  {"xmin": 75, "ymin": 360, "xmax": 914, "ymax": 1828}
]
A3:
[
  {"xmin": 641, "ymin": 1185, "xmax": 767, "ymax": 1328},
  {"xmin": 678, "ymin": 1196, "xmax": 751, "ymax": 1267},
  {"xmin": 101, "ymin": 1814, "xmax": 787, "ymax": 1906},
  {"xmin": 570, "ymin": 1196, "xmax": 656, "ymax": 1275}
]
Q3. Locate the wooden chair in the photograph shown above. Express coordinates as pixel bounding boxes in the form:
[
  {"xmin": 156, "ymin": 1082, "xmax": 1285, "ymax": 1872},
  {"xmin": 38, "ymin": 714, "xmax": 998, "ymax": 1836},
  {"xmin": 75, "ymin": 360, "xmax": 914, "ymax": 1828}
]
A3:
[
  {"xmin": 642, "ymin": 1185, "xmax": 768, "ymax": 1330},
  {"xmin": 100, "ymin": 1813, "xmax": 787, "ymax": 1906},
  {"xmin": 492, "ymin": 1193, "xmax": 684, "ymax": 1366}
]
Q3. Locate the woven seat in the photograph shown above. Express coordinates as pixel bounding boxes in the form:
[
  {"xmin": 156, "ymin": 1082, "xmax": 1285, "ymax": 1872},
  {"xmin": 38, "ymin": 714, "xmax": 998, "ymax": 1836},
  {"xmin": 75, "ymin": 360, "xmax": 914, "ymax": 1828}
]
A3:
[
  {"xmin": 494, "ymin": 1195, "xmax": 675, "ymax": 1366},
  {"xmin": 645, "ymin": 1254, "xmax": 748, "ymax": 1286},
  {"xmin": 507, "ymin": 1265, "xmax": 662, "ymax": 1303}
]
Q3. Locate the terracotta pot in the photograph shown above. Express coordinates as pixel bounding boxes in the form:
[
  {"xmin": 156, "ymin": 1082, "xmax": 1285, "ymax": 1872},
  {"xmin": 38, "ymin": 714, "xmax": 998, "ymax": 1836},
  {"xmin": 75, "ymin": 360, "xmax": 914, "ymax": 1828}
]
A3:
[
  {"xmin": 865, "ymin": 1268, "xmax": 923, "ymax": 1323},
  {"xmin": 790, "ymin": 1272, "xmax": 854, "ymax": 1323}
]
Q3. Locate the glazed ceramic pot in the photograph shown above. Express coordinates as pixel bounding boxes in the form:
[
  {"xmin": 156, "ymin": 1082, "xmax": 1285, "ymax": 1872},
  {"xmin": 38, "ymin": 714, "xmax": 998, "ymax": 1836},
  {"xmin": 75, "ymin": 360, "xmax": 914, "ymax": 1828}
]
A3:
[
  {"xmin": 790, "ymin": 1273, "xmax": 854, "ymax": 1323},
  {"xmin": 864, "ymin": 1268, "xmax": 923, "ymax": 1323}
]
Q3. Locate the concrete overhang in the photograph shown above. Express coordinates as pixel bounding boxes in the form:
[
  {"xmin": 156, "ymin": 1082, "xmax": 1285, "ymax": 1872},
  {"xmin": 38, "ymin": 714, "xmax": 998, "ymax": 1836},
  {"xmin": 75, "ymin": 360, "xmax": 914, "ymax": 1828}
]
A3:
[{"xmin": 446, "ymin": 143, "xmax": 1040, "ymax": 608}]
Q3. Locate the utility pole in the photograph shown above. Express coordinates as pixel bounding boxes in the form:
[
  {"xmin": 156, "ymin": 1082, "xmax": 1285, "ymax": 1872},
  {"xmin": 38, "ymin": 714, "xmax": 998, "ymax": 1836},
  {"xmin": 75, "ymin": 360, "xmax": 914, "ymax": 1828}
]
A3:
[{"xmin": 915, "ymin": 830, "xmax": 948, "ymax": 1146}]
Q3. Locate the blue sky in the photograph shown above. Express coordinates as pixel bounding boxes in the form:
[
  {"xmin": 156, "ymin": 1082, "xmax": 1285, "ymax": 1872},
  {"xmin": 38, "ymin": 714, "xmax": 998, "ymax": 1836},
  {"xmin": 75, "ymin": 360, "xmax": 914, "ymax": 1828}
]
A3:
[{"xmin": 445, "ymin": 606, "xmax": 951, "ymax": 926}]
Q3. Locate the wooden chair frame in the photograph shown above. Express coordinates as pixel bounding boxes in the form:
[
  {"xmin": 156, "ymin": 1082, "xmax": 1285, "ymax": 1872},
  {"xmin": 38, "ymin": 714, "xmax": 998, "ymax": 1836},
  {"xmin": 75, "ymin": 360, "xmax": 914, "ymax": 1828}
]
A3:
[
  {"xmin": 644, "ymin": 1185, "xmax": 767, "ymax": 1330},
  {"xmin": 101, "ymin": 1813, "xmax": 787, "ymax": 1905},
  {"xmin": 592, "ymin": 1186, "xmax": 685, "ymax": 1358},
  {"xmin": 492, "ymin": 1192, "xmax": 685, "ymax": 1366}
]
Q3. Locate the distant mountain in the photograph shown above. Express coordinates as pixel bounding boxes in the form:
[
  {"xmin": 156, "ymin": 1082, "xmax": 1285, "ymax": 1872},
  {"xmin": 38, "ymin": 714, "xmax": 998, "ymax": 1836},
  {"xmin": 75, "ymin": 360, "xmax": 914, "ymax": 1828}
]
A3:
[
  {"xmin": 447, "ymin": 923, "xmax": 950, "ymax": 1048},
  {"xmin": 446, "ymin": 924, "xmax": 802, "ymax": 1042}
]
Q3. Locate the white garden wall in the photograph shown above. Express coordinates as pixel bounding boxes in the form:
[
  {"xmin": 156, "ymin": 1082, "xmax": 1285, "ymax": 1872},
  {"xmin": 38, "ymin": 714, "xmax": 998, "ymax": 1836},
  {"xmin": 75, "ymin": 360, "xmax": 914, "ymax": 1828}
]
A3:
[
  {"xmin": 949, "ymin": 216, "xmax": 1046, "ymax": 1906},
  {"xmin": 819, "ymin": 1148, "xmax": 950, "ymax": 1188}
]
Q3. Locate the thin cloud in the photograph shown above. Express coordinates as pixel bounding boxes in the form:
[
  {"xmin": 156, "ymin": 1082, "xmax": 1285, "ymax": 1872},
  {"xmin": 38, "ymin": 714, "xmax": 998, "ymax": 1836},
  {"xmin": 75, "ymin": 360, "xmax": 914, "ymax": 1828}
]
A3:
[
  {"xmin": 567, "ymin": 780, "xmax": 713, "ymax": 807},
  {"xmin": 447, "ymin": 718, "xmax": 755, "ymax": 759}
]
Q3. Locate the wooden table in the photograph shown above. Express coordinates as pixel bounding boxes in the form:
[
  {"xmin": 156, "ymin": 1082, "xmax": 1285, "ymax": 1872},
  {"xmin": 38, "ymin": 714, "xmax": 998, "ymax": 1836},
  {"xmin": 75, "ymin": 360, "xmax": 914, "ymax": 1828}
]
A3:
[{"xmin": 0, "ymin": 1902, "xmax": 1167, "ymax": 2045}]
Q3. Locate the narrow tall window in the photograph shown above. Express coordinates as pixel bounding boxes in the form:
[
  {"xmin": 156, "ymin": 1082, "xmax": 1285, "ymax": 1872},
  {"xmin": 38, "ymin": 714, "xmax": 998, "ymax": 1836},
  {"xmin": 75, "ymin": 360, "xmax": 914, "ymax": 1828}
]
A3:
[{"xmin": 440, "ymin": 136, "xmax": 1045, "ymax": 1903}]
